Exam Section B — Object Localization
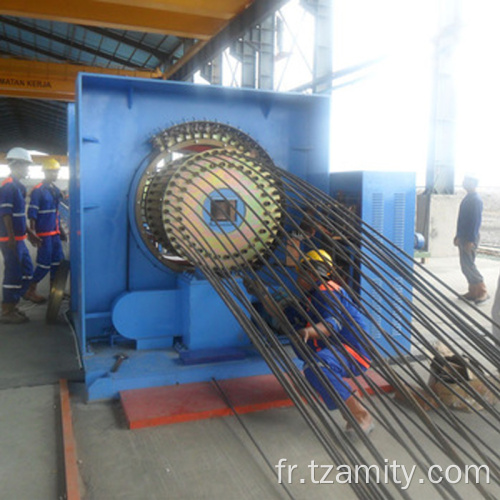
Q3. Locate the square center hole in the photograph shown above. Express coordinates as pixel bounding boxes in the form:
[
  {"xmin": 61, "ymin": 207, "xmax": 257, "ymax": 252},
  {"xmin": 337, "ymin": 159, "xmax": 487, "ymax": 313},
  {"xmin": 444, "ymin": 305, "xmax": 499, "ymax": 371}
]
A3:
[{"xmin": 210, "ymin": 199, "xmax": 237, "ymax": 222}]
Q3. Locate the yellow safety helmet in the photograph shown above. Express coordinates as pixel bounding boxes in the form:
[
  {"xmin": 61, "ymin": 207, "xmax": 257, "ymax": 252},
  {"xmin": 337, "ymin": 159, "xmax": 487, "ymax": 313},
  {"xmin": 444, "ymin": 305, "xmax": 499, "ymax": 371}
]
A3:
[
  {"xmin": 304, "ymin": 249, "xmax": 332, "ymax": 265},
  {"xmin": 42, "ymin": 158, "xmax": 61, "ymax": 171},
  {"xmin": 299, "ymin": 249, "xmax": 333, "ymax": 278}
]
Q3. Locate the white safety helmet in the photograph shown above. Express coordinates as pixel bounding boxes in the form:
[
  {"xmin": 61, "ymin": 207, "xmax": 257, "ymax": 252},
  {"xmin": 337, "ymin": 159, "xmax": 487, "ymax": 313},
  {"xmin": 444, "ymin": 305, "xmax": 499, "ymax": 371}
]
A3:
[{"xmin": 6, "ymin": 147, "xmax": 33, "ymax": 164}]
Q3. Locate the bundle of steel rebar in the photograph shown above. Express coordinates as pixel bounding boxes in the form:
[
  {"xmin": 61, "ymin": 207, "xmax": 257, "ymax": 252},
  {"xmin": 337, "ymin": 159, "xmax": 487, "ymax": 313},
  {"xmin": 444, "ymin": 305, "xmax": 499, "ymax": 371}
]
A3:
[{"xmin": 150, "ymin": 145, "xmax": 500, "ymax": 499}]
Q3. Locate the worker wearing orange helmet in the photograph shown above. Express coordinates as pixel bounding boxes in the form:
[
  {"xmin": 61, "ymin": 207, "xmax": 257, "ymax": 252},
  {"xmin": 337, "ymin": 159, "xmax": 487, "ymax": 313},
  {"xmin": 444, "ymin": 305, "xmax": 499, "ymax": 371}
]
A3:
[{"xmin": 25, "ymin": 158, "xmax": 66, "ymax": 303}]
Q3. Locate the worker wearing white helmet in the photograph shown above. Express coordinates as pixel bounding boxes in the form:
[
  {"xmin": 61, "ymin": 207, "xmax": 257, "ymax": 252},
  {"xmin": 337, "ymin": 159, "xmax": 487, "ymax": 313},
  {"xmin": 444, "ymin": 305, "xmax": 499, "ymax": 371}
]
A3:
[
  {"xmin": 0, "ymin": 147, "xmax": 40, "ymax": 323},
  {"xmin": 25, "ymin": 158, "xmax": 66, "ymax": 303},
  {"xmin": 6, "ymin": 147, "xmax": 33, "ymax": 164}
]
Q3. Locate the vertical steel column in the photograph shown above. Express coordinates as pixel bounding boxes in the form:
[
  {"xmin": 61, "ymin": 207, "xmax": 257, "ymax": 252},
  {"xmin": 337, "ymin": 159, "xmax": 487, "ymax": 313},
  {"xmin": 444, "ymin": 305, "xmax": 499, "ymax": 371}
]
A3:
[
  {"xmin": 256, "ymin": 16, "xmax": 275, "ymax": 90},
  {"xmin": 200, "ymin": 54, "xmax": 223, "ymax": 85},
  {"xmin": 301, "ymin": 0, "xmax": 333, "ymax": 94},
  {"xmin": 231, "ymin": 14, "xmax": 275, "ymax": 90},
  {"xmin": 426, "ymin": 0, "xmax": 461, "ymax": 194},
  {"xmin": 239, "ymin": 33, "xmax": 257, "ymax": 88}
]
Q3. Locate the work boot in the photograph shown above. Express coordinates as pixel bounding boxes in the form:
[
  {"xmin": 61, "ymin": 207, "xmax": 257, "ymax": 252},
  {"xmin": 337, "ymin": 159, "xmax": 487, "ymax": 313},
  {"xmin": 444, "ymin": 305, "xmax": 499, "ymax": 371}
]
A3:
[
  {"xmin": 460, "ymin": 284, "xmax": 475, "ymax": 301},
  {"xmin": 23, "ymin": 282, "xmax": 47, "ymax": 304},
  {"xmin": 14, "ymin": 307, "xmax": 29, "ymax": 319},
  {"xmin": 474, "ymin": 282, "xmax": 490, "ymax": 305},
  {"xmin": 0, "ymin": 302, "xmax": 29, "ymax": 324},
  {"xmin": 343, "ymin": 393, "xmax": 375, "ymax": 435}
]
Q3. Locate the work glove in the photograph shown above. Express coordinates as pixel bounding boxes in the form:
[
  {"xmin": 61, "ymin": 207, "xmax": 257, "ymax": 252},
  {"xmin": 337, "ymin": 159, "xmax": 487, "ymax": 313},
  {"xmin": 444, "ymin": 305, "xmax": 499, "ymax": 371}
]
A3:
[{"xmin": 242, "ymin": 277, "xmax": 267, "ymax": 297}]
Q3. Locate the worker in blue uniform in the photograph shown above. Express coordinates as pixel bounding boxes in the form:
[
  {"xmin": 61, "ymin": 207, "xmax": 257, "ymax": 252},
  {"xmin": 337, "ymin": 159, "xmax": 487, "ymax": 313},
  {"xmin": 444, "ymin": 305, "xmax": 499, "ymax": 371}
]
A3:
[
  {"xmin": 454, "ymin": 174, "xmax": 488, "ymax": 304},
  {"xmin": 247, "ymin": 249, "xmax": 374, "ymax": 434},
  {"xmin": 25, "ymin": 158, "xmax": 66, "ymax": 303},
  {"xmin": 0, "ymin": 147, "xmax": 40, "ymax": 324},
  {"xmin": 293, "ymin": 250, "xmax": 374, "ymax": 434}
]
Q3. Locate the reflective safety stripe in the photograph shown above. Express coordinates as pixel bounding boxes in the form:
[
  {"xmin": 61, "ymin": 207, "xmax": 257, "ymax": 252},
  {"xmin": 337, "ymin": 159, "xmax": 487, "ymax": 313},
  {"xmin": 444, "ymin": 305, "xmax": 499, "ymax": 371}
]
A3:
[
  {"xmin": 343, "ymin": 344, "xmax": 370, "ymax": 369},
  {"xmin": 37, "ymin": 230, "xmax": 59, "ymax": 237},
  {"xmin": 319, "ymin": 281, "xmax": 341, "ymax": 292},
  {"xmin": 307, "ymin": 342, "xmax": 370, "ymax": 369},
  {"xmin": 12, "ymin": 212, "xmax": 26, "ymax": 217},
  {"xmin": 3, "ymin": 284, "xmax": 22, "ymax": 289},
  {"xmin": 0, "ymin": 234, "xmax": 27, "ymax": 242},
  {"xmin": 0, "ymin": 203, "xmax": 13, "ymax": 208},
  {"xmin": 39, "ymin": 209, "xmax": 57, "ymax": 214},
  {"xmin": 36, "ymin": 263, "xmax": 51, "ymax": 269}
]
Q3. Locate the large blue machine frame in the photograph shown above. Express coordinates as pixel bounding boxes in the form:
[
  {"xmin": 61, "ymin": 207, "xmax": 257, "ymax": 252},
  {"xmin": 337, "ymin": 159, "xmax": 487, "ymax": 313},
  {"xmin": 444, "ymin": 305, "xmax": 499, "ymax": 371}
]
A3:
[
  {"xmin": 69, "ymin": 75, "xmax": 415, "ymax": 400},
  {"xmin": 69, "ymin": 74, "xmax": 331, "ymax": 400}
]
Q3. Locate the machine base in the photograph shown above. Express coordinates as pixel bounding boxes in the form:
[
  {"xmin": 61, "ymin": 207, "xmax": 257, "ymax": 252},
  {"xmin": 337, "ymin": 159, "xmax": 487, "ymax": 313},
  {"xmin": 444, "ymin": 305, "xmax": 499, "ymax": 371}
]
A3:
[{"xmin": 82, "ymin": 345, "xmax": 273, "ymax": 401}]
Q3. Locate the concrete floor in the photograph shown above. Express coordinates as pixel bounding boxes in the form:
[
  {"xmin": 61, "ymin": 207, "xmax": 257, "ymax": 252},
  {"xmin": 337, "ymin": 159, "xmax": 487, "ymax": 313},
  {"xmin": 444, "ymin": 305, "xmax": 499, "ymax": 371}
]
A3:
[
  {"xmin": 0, "ymin": 276, "xmax": 81, "ymax": 500},
  {"xmin": 1, "ymin": 254, "xmax": 500, "ymax": 499}
]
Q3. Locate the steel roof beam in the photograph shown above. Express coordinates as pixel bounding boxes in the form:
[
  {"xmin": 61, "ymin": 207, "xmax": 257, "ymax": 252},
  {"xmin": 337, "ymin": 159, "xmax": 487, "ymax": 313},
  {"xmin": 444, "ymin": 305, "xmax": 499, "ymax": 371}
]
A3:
[
  {"xmin": 0, "ymin": 0, "xmax": 240, "ymax": 39},
  {"xmin": 0, "ymin": 33, "xmax": 69, "ymax": 62},
  {"xmin": 92, "ymin": 0, "xmax": 243, "ymax": 20},
  {"xmin": 0, "ymin": 58, "xmax": 162, "ymax": 100},
  {"xmin": 0, "ymin": 98, "xmax": 65, "ymax": 153},
  {"xmin": 16, "ymin": 100, "xmax": 66, "ymax": 120},
  {"xmin": 8, "ymin": 107, "xmax": 66, "ymax": 129},
  {"xmin": 79, "ymin": 25, "xmax": 168, "ymax": 61},
  {"xmin": 0, "ymin": 17, "xmax": 146, "ymax": 68},
  {"xmin": 165, "ymin": 0, "xmax": 289, "ymax": 81}
]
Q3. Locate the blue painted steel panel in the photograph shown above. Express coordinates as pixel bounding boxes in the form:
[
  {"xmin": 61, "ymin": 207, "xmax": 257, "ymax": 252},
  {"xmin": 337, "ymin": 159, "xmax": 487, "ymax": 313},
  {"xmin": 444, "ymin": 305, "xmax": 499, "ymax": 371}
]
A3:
[
  {"xmin": 67, "ymin": 102, "xmax": 87, "ymax": 352},
  {"xmin": 178, "ymin": 275, "xmax": 252, "ymax": 351},
  {"xmin": 329, "ymin": 171, "xmax": 415, "ymax": 356},
  {"xmin": 112, "ymin": 290, "xmax": 181, "ymax": 342}
]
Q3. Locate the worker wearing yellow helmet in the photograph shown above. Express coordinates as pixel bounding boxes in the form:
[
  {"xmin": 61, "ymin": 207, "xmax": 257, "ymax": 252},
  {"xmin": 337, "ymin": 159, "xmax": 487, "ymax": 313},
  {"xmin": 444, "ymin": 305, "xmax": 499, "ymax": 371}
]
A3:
[
  {"xmin": 293, "ymin": 249, "xmax": 374, "ymax": 434},
  {"xmin": 24, "ymin": 158, "xmax": 66, "ymax": 303},
  {"xmin": 297, "ymin": 249, "xmax": 333, "ymax": 278},
  {"xmin": 42, "ymin": 158, "xmax": 60, "ymax": 171},
  {"xmin": 244, "ymin": 247, "xmax": 374, "ymax": 434}
]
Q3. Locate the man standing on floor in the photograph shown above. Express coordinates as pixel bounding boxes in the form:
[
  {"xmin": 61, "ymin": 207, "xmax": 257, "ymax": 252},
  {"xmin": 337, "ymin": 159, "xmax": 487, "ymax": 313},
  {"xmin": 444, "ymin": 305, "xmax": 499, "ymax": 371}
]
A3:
[
  {"xmin": 454, "ymin": 174, "xmax": 489, "ymax": 305},
  {"xmin": 25, "ymin": 158, "xmax": 66, "ymax": 303},
  {"xmin": 0, "ymin": 147, "xmax": 40, "ymax": 324}
]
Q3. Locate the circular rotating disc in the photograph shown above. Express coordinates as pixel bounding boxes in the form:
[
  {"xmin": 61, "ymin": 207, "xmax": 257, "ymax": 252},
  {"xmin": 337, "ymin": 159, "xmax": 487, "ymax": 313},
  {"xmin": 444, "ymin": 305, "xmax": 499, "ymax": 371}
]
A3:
[
  {"xmin": 135, "ymin": 122, "xmax": 283, "ymax": 272},
  {"xmin": 162, "ymin": 149, "xmax": 280, "ymax": 270}
]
